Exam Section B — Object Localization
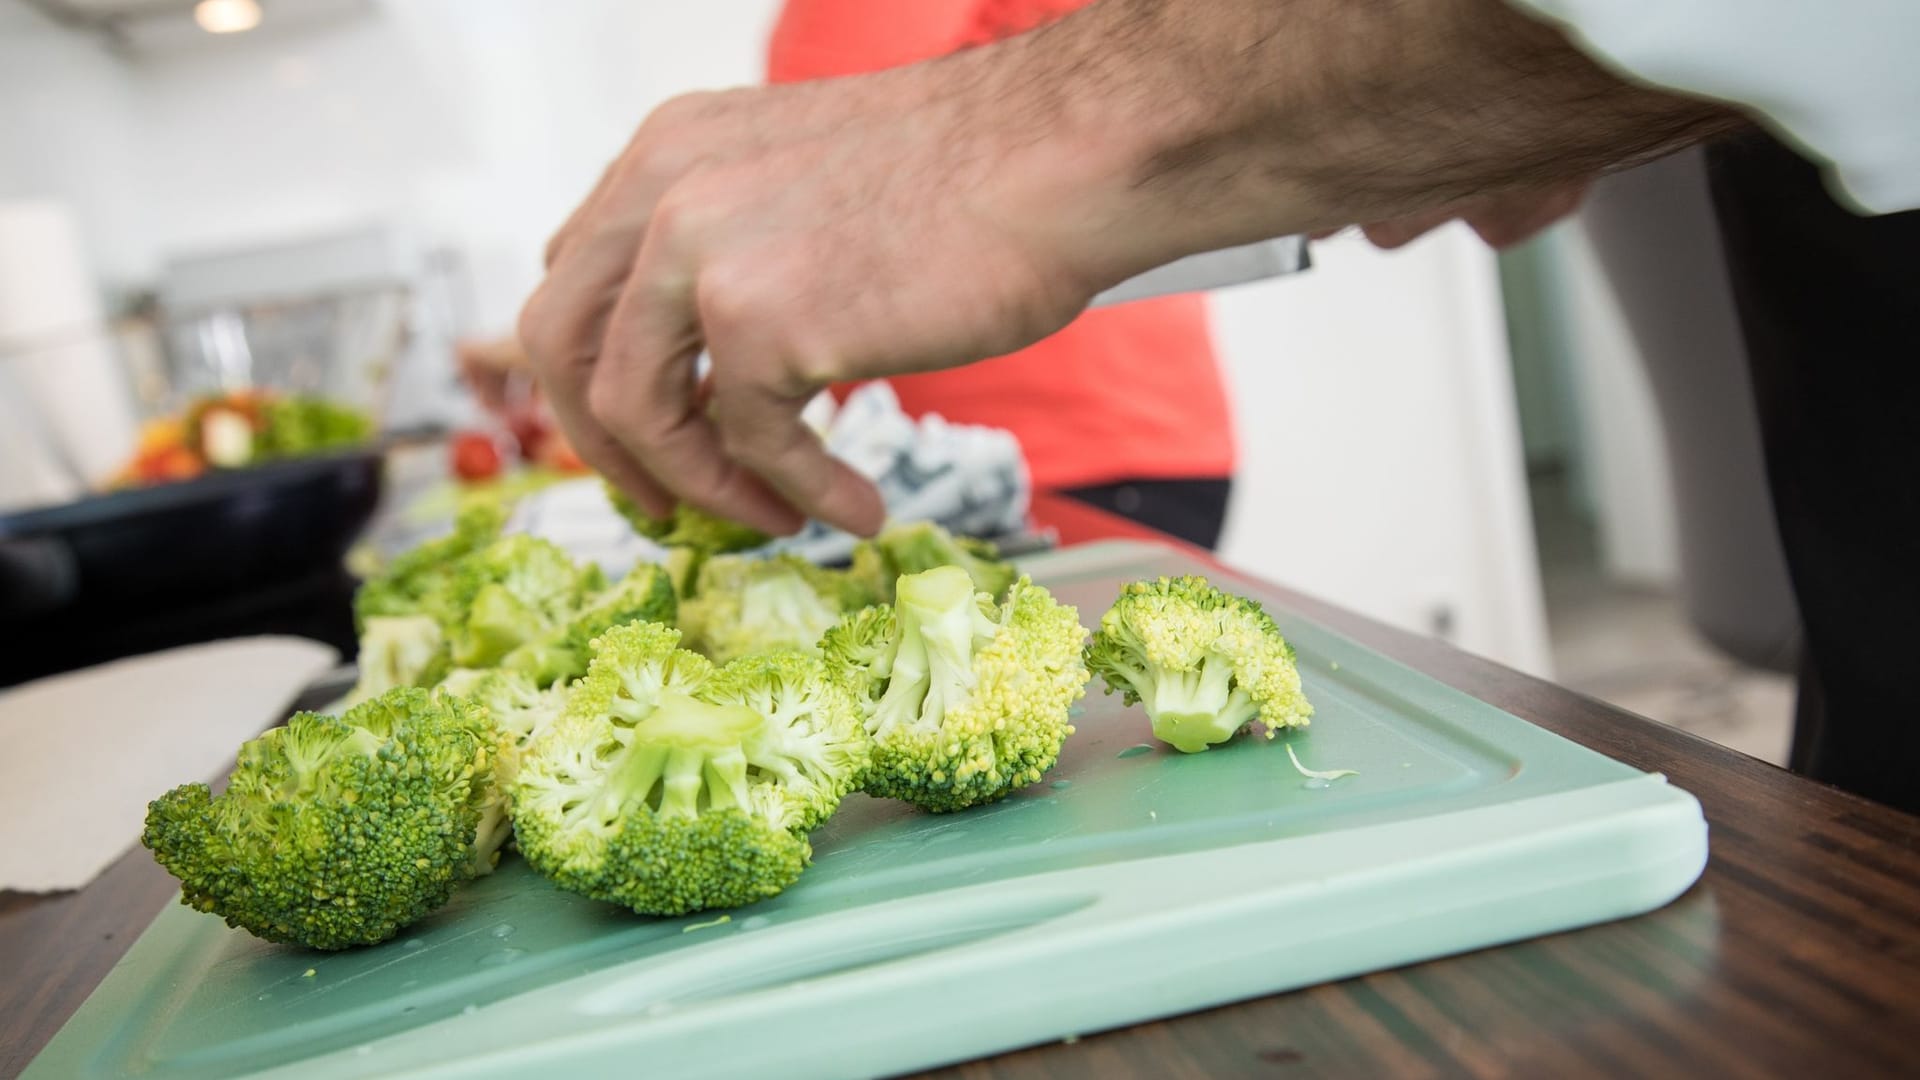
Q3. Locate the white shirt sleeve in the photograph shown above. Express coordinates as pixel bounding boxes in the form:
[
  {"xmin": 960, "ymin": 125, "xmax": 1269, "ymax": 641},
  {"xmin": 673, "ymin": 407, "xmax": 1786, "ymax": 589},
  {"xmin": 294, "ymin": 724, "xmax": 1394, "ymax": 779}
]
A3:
[{"xmin": 1508, "ymin": 0, "xmax": 1920, "ymax": 214}]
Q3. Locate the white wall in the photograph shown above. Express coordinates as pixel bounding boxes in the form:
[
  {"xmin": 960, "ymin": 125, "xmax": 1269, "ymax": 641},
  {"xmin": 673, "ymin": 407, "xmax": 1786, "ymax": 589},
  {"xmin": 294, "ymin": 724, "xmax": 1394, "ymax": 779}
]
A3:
[
  {"xmin": 1214, "ymin": 229, "xmax": 1552, "ymax": 675},
  {"xmin": 0, "ymin": 3, "xmax": 149, "ymax": 284}
]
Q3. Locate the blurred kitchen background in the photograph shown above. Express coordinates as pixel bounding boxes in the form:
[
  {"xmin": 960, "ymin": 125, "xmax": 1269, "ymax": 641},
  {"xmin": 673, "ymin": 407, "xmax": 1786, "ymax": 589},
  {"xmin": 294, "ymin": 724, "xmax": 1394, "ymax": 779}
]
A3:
[{"xmin": 0, "ymin": 0, "xmax": 1796, "ymax": 761}]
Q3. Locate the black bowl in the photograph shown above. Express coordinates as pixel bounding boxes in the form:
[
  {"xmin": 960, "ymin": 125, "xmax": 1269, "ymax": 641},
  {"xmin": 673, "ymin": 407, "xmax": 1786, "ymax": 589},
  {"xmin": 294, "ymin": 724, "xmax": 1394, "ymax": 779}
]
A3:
[{"xmin": 0, "ymin": 451, "xmax": 384, "ymax": 680}]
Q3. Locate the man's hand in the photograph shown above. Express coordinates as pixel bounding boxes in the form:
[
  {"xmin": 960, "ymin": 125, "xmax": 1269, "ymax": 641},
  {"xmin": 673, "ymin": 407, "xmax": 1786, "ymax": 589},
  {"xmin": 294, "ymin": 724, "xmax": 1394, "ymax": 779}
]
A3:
[
  {"xmin": 519, "ymin": 64, "xmax": 1120, "ymax": 537},
  {"xmin": 523, "ymin": 0, "xmax": 1738, "ymax": 536}
]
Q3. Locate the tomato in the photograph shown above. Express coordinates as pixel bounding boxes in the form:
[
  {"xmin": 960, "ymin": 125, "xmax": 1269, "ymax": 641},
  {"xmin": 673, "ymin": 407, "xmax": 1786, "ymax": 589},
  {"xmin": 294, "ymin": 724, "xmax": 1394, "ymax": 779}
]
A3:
[{"xmin": 450, "ymin": 431, "xmax": 505, "ymax": 482}]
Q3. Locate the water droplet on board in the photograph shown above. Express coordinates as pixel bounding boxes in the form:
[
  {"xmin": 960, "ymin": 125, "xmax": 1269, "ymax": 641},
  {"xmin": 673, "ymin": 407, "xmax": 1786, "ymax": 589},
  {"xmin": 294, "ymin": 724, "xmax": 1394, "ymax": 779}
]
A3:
[
  {"xmin": 1116, "ymin": 744, "xmax": 1154, "ymax": 759},
  {"xmin": 403, "ymin": 939, "xmax": 424, "ymax": 950},
  {"xmin": 462, "ymin": 1004, "xmax": 480, "ymax": 1016},
  {"xmin": 491, "ymin": 923, "xmax": 515, "ymax": 939},
  {"xmin": 1050, "ymin": 779, "xmax": 1072, "ymax": 790},
  {"xmin": 478, "ymin": 948, "xmax": 527, "ymax": 967},
  {"xmin": 1304, "ymin": 778, "xmax": 1331, "ymax": 790},
  {"xmin": 740, "ymin": 916, "xmax": 771, "ymax": 931}
]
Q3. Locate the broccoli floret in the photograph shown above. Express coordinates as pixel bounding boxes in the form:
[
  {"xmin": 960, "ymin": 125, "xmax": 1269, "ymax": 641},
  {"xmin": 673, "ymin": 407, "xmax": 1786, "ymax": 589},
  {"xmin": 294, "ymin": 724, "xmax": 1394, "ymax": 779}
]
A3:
[
  {"xmin": 822, "ymin": 566, "xmax": 1088, "ymax": 813},
  {"xmin": 702, "ymin": 650, "xmax": 871, "ymax": 831},
  {"xmin": 662, "ymin": 546, "xmax": 704, "ymax": 600},
  {"xmin": 492, "ymin": 559, "xmax": 677, "ymax": 687},
  {"xmin": 679, "ymin": 554, "xmax": 875, "ymax": 664},
  {"xmin": 437, "ymin": 667, "xmax": 566, "ymax": 749},
  {"xmin": 512, "ymin": 623, "xmax": 864, "ymax": 915},
  {"xmin": 441, "ymin": 535, "xmax": 590, "ymax": 670},
  {"xmin": 605, "ymin": 482, "xmax": 768, "ymax": 553},
  {"xmin": 857, "ymin": 521, "xmax": 1019, "ymax": 602},
  {"xmin": 141, "ymin": 689, "xmax": 504, "ymax": 950},
  {"xmin": 561, "ymin": 561, "xmax": 677, "ymax": 658},
  {"xmin": 346, "ymin": 615, "xmax": 448, "ymax": 705},
  {"xmin": 353, "ymin": 503, "xmax": 508, "ymax": 629},
  {"xmin": 1084, "ymin": 576, "xmax": 1313, "ymax": 753}
]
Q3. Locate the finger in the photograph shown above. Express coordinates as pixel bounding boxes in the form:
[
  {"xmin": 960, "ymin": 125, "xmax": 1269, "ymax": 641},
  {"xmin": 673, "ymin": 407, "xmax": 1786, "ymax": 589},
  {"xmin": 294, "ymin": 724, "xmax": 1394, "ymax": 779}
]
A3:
[
  {"xmin": 1361, "ymin": 206, "xmax": 1455, "ymax": 250},
  {"xmin": 589, "ymin": 238, "xmax": 807, "ymax": 536},
  {"xmin": 518, "ymin": 280, "xmax": 674, "ymax": 519},
  {"xmin": 708, "ymin": 372, "xmax": 885, "ymax": 537},
  {"xmin": 545, "ymin": 158, "xmax": 623, "ymax": 269},
  {"xmin": 1467, "ymin": 182, "xmax": 1590, "ymax": 249}
]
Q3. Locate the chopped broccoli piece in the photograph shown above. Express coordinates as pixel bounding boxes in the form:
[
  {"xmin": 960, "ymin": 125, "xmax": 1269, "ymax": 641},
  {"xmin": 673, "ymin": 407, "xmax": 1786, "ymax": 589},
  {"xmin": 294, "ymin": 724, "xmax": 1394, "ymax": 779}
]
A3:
[
  {"xmin": 1084, "ymin": 576, "xmax": 1313, "ymax": 753},
  {"xmin": 442, "ymin": 535, "xmax": 589, "ymax": 670},
  {"xmin": 141, "ymin": 688, "xmax": 505, "ymax": 950},
  {"xmin": 663, "ymin": 546, "xmax": 704, "ymax": 600},
  {"xmin": 605, "ymin": 482, "xmax": 768, "ymax": 553},
  {"xmin": 703, "ymin": 650, "xmax": 871, "ymax": 831},
  {"xmin": 680, "ymin": 554, "xmax": 876, "ymax": 664},
  {"xmin": 353, "ymin": 503, "xmax": 508, "ymax": 629},
  {"xmin": 512, "ymin": 623, "xmax": 864, "ymax": 915},
  {"xmin": 856, "ymin": 521, "xmax": 1019, "ymax": 602},
  {"xmin": 437, "ymin": 667, "xmax": 567, "ymax": 749},
  {"xmin": 822, "ymin": 566, "xmax": 1088, "ymax": 813},
  {"xmin": 346, "ymin": 615, "xmax": 448, "ymax": 705},
  {"xmin": 496, "ymin": 559, "xmax": 677, "ymax": 687}
]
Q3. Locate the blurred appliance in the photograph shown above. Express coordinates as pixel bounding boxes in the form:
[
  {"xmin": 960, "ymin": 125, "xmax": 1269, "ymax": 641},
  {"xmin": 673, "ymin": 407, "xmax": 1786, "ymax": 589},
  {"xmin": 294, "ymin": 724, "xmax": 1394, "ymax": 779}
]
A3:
[{"xmin": 151, "ymin": 222, "xmax": 465, "ymax": 431}]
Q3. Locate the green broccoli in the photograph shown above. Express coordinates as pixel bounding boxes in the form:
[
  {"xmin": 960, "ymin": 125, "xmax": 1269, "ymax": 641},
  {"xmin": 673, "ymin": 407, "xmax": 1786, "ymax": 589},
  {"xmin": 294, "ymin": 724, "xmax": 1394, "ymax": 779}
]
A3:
[
  {"xmin": 141, "ymin": 688, "xmax": 506, "ymax": 950},
  {"xmin": 346, "ymin": 615, "xmax": 449, "ymax": 705},
  {"xmin": 605, "ymin": 481, "xmax": 768, "ymax": 553},
  {"xmin": 437, "ymin": 667, "xmax": 567, "ymax": 749},
  {"xmin": 679, "ymin": 553, "xmax": 876, "ymax": 664},
  {"xmin": 822, "ymin": 566, "xmax": 1088, "ymax": 813},
  {"xmin": 855, "ymin": 521, "xmax": 1019, "ymax": 603},
  {"xmin": 702, "ymin": 650, "xmax": 871, "ymax": 831},
  {"xmin": 511, "ymin": 623, "xmax": 865, "ymax": 915},
  {"xmin": 1084, "ymin": 576, "xmax": 1313, "ymax": 753},
  {"xmin": 663, "ymin": 545, "xmax": 704, "ymax": 600},
  {"xmin": 353, "ymin": 503, "xmax": 508, "ymax": 629},
  {"xmin": 441, "ymin": 535, "xmax": 589, "ymax": 670}
]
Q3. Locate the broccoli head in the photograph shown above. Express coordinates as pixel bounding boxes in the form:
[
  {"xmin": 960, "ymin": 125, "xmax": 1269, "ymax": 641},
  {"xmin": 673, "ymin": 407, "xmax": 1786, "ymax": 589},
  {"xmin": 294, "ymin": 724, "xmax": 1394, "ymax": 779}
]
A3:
[
  {"xmin": 680, "ymin": 554, "xmax": 876, "ymax": 664},
  {"xmin": 702, "ymin": 650, "xmax": 871, "ymax": 831},
  {"xmin": 441, "ymin": 535, "xmax": 591, "ymax": 670},
  {"xmin": 512, "ymin": 623, "xmax": 865, "ymax": 915},
  {"xmin": 605, "ymin": 482, "xmax": 768, "ymax": 553},
  {"xmin": 437, "ymin": 667, "xmax": 567, "ymax": 749},
  {"xmin": 346, "ymin": 615, "xmax": 449, "ymax": 705},
  {"xmin": 823, "ymin": 566, "xmax": 1088, "ymax": 813},
  {"xmin": 353, "ymin": 503, "xmax": 508, "ymax": 629},
  {"xmin": 1084, "ymin": 575, "xmax": 1313, "ymax": 753},
  {"xmin": 141, "ymin": 688, "xmax": 505, "ymax": 950},
  {"xmin": 856, "ymin": 521, "xmax": 1019, "ymax": 603}
]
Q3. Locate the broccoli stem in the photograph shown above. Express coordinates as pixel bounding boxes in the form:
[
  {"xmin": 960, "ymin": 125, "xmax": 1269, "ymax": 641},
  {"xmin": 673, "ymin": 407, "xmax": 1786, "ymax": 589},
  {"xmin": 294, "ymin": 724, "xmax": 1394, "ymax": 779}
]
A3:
[
  {"xmin": 606, "ymin": 692, "xmax": 761, "ymax": 818},
  {"xmin": 1142, "ymin": 657, "xmax": 1259, "ymax": 753},
  {"xmin": 872, "ymin": 567, "xmax": 992, "ymax": 738}
]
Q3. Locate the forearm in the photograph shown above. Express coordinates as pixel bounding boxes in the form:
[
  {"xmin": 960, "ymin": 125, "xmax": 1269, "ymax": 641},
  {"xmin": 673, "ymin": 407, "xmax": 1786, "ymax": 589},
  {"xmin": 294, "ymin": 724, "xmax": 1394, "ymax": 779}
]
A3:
[{"xmin": 965, "ymin": 0, "xmax": 1741, "ymax": 284}]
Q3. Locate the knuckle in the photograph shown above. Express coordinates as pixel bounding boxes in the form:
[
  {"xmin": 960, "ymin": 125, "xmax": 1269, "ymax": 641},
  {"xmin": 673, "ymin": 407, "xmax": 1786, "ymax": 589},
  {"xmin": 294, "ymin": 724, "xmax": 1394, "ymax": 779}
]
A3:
[
  {"xmin": 585, "ymin": 375, "xmax": 625, "ymax": 433},
  {"xmin": 516, "ymin": 296, "xmax": 554, "ymax": 365}
]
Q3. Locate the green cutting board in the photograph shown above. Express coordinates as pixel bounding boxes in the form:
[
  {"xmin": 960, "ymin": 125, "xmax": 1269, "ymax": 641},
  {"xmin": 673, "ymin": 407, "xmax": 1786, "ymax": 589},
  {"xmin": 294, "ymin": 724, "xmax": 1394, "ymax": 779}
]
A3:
[{"xmin": 27, "ymin": 540, "xmax": 1706, "ymax": 1080}]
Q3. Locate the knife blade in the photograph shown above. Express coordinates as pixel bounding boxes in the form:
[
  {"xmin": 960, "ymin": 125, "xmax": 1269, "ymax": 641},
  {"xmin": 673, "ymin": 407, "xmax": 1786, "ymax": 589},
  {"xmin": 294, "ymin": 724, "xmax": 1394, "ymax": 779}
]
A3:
[{"xmin": 1089, "ymin": 235, "xmax": 1310, "ymax": 308}]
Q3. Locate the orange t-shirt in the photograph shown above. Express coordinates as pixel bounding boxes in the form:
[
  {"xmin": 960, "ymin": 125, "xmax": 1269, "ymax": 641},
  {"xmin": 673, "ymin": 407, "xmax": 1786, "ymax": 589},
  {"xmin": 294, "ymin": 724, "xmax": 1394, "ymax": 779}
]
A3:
[{"xmin": 767, "ymin": 0, "xmax": 1237, "ymax": 490}]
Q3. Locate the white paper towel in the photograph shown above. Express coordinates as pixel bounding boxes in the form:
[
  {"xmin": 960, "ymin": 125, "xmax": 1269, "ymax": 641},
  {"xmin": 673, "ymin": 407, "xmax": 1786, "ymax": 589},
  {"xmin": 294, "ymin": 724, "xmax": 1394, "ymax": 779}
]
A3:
[
  {"xmin": 0, "ymin": 200, "xmax": 140, "ymax": 488},
  {"xmin": 0, "ymin": 637, "xmax": 339, "ymax": 893}
]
